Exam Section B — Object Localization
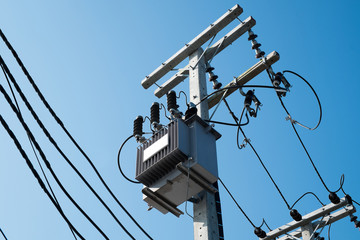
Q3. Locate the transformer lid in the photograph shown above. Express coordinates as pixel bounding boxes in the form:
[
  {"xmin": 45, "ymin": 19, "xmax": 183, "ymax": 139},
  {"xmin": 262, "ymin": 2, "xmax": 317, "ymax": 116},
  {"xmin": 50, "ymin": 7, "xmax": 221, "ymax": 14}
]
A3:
[{"xmin": 184, "ymin": 115, "xmax": 221, "ymax": 140}]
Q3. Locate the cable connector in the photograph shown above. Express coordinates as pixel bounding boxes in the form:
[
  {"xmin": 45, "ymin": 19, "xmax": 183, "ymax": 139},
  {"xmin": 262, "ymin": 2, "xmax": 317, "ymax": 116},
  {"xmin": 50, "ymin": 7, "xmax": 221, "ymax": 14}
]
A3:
[{"xmin": 241, "ymin": 89, "xmax": 262, "ymax": 118}]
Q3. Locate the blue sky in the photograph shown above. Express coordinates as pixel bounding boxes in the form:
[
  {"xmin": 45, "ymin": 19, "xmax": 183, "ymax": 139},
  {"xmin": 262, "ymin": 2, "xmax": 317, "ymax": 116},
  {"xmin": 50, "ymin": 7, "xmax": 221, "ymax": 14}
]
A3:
[{"xmin": 0, "ymin": 1, "xmax": 359, "ymax": 239}]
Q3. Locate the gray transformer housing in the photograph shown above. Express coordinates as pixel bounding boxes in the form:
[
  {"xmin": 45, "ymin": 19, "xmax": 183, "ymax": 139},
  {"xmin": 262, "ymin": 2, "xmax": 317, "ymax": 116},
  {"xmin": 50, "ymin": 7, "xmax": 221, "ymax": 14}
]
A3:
[{"xmin": 135, "ymin": 115, "xmax": 221, "ymax": 216}]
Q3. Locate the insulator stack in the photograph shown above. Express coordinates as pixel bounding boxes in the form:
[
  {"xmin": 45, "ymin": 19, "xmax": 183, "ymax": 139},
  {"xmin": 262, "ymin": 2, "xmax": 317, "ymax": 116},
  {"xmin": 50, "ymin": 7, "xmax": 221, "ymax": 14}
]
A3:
[
  {"xmin": 206, "ymin": 65, "xmax": 222, "ymax": 90},
  {"xmin": 133, "ymin": 116, "xmax": 145, "ymax": 143},
  {"xmin": 248, "ymin": 30, "xmax": 265, "ymax": 59},
  {"xmin": 167, "ymin": 91, "xmax": 179, "ymax": 111},
  {"xmin": 167, "ymin": 91, "xmax": 182, "ymax": 118},
  {"xmin": 150, "ymin": 102, "xmax": 160, "ymax": 125}
]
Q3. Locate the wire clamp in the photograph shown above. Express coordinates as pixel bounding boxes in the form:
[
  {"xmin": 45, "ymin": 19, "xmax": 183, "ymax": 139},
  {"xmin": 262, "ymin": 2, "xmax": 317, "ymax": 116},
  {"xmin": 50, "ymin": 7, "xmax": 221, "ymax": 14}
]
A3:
[{"xmin": 285, "ymin": 115, "xmax": 297, "ymax": 124}]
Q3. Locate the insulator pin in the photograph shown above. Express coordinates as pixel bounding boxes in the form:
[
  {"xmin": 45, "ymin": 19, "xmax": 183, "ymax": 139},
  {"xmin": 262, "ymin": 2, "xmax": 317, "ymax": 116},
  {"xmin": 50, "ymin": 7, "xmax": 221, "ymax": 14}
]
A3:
[
  {"xmin": 329, "ymin": 192, "xmax": 340, "ymax": 204},
  {"xmin": 254, "ymin": 227, "xmax": 266, "ymax": 238},
  {"xmin": 290, "ymin": 209, "xmax": 302, "ymax": 222}
]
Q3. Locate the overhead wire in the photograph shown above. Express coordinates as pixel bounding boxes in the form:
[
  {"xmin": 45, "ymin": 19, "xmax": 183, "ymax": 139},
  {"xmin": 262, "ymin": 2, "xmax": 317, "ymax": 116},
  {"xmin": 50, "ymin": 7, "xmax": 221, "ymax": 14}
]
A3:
[
  {"xmin": 0, "ymin": 115, "xmax": 85, "ymax": 240},
  {"xmin": 197, "ymin": 84, "xmax": 287, "ymax": 106},
  {"xmin": 117, "ymin": 135, "xmax": 141, "ymax": 184},
  {"xmin": 0, "ymin": 227, "xmax": 8, "ymax": 240},
  {"xmin": 218, "ymin": 178, "xmax": 256, "ymax": 228},
  {"xmin": 0, "ymin": 66, "xmax": 78, "ymax": 240},
  {"xmin": 0, "ymin": 56, "xmax": 138, "ymax": 240},
  {"xmin": 0, "ymin": 29, "xmax": 153, "ymax": 240},
  {"xmin": 290, "ymin": 192, "xmax": 325, "ymax": 210},
  {"xmin": 281, "ymin": 70, "xmax": 322, "ymax": 130},
  {"xmin": 0, "ymin": 83, "xmax": 111, "ymax": 240},
  {"xmin": 223, "ymin": 98, "xmax": 292, "ymax": 210},
  {"xmin": 277, "ymin": 96, "xmax": 342, "ymax": 194}
]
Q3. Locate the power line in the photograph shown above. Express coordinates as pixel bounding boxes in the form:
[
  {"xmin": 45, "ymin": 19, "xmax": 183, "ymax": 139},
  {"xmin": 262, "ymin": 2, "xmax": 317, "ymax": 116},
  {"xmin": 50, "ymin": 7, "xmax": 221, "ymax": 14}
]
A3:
[
  {"xmin": 0, "ymin": 83, "xmax": 110, "ymax": 240},
  {"xmin": 0, "ymin": 29, "xmax": 153, "ymax": 240},
  {"xmin": 0, "ymin": 227, "xmax": 8, "ymax": 240},
  {"xmin": 278, "ymin": 96, "xmax": 341, "ymax": 194},
  {"xmin": 117, "ymin": 135, "xmax": 141, "ymax": 184},
  {"xmin": 218, "ymin": 178, "xmax": 256, "ymax": 228},
  {"xmin": 223, "ymin": 98, "xmax": 292, "ymax": 210},
  {"xmin": 0, "ymin": 56, "xmax": 138, "ymax": 239},
  {"xmin": 1, "ymin": 65, "xmax": 78, "ymax": 240},
  {"xmin": 0, "ymin": 115, "xmax": 85, "ymax": 240}
]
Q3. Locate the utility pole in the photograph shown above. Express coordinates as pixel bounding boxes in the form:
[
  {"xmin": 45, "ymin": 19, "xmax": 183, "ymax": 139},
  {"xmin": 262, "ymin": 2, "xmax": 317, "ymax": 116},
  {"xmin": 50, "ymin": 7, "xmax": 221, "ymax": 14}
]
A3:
[
  {"xmin": 189, "ymin": 48, "xmax": 220, "ymax": 240},
  {"xmin": 139, "ymin": 4, "xmax": 279, "ymax": 240}
]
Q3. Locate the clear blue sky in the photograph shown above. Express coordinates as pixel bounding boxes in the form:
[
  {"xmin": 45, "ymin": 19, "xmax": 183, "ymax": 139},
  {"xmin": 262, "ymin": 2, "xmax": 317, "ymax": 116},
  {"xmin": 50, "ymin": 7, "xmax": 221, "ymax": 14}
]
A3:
[{"xmin": 0, "ymin": 1, "xmax": 359, "ymax": 239}]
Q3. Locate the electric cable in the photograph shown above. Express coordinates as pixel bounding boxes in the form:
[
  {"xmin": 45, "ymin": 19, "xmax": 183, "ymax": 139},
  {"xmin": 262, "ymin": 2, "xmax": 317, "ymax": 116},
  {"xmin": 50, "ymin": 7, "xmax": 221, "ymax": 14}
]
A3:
[
  {"xmin": 328, "ymin": 224, "xmax": 331, "ymax": 240},
  {"xmin": 0, "ymin": 227, "xmax": 8, "ymax": 240},
  {"xmin": 204, "ymin": 119, "xmax": 249, "ymax": 127},
  {"xmin": 259, "ymin": 219, "xmax": 272, "ymax": 232},
  {"xmin": 0, "ymin": 29, "xmax": 153, "ymax": 239},
  {"xmin": 178, "ymin": 91, "xmax": 189, "ymax": 107},
  {"xmin": 117, "ymin": 135, "xmax": 141, "ymax": 184},
  {"xmin": 281, "ymin": 70, "xmax": 322, "ymax": 130},
  {"xmin": 290, "ymin": 192, "xmax": 325, "ymax": 209},
  {"xmin": 277, "ymin": 96, "xmax": 342, "ymax": 194},
  {"xmin": 0, "ymin": 58, "xmax": 137, "ymax": 240},
  {"xmin": 0, "ymin": 84, "xmax": 111, "ymax": 240},
  {"xmin": 0, "ymin": 115, "xmax": 85, "ymax": 240},
  {"xmin": 218, "ymin": 178, "xmax": 256, "ymax": 228},
  {"xmin": 197, "ymin": 85, "xmax": 287, "ymax": 106},
  {"xmin": 1, "ymin": 66, "xmax": 78, "ymax": 240},
  {"xmin": 223, "ymin": 98, "xmax": 292, "ymax": 210},
  {"xmin": 341, "ymin": 187, "xmax": 360, "ymax": 207}
]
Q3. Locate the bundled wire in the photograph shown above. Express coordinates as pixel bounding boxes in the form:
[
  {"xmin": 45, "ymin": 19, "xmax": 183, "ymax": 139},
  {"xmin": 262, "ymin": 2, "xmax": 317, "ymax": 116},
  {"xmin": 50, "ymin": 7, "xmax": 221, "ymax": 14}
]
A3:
[
  {"xmin": 0, "ymin": 83, "xmax": 110, "ymax": 239},
  {"xmin": 0, "ymin": 56, "xmax": 135, "ymax": 239},
  {"xmin": 1, "ymin": 64, "xmax": 78, "ymax": 240},
  {"xmin": 0, "ymin": 115, "xmax": 85, "ymax": 240},
  {"xmin": 0, "ymin": 29, "xmax": 152, "ymax": 240}
]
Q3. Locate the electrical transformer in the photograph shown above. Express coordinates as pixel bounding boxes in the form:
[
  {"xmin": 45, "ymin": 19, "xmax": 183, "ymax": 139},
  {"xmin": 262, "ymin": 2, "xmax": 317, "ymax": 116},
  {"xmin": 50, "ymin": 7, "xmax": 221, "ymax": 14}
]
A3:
[{"xmin": 135, "ymin": 115, "xmax": 221, "ymax": 217}]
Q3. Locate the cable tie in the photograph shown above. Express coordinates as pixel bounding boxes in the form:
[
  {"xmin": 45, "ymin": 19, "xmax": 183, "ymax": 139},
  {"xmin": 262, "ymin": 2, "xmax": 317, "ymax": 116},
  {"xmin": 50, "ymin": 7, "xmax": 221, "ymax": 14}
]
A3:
[{"xmin": 285, "ymin": 115, "xmax": 297, "ymax": 124}]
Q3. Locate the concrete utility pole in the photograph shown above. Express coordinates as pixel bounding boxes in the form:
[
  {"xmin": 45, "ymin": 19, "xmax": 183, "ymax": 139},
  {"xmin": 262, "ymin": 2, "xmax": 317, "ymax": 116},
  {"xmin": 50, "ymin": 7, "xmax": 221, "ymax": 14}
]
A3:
[{"xmin": 189, "ymin": 48, "xmax": 220, "ymax": 240}]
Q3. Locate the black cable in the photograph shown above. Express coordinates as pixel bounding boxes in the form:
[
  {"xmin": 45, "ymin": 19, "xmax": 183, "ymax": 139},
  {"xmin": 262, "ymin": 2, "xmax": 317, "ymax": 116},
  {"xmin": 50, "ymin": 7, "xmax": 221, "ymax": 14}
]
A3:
[
  {"xmin": 328, "ymin": 224, "xmax": 331, "ymax": 240},
  {"xmin": 0, "ymin": 29, "xmax": 153, "ymax": 240},
  {"xmin": 278, "ymin": 97, "xmax": 341, "ymax": 194},
  {"xmin": 0, "ymin": 115, "xmax": 85, "ymax": 240},
  {"xmin": 0, "ymin": 59, "xmax": 135, "ymax": 240},
  {"xmin": 290, "ymin": 192, "xmax": 325, "ymax": 210},
  {"xmin": 1, "ymin": 66, "xmax": 78, "ymax": 240},
  {"xmin": 117, "ymin": 135, "xmax": 141, "ymax": 184},
  {"xmin": 340, "ymin": 187, "xmax": 360, "ymax": 207},
  {"xmin": 236, "ymin": 107, "xmax": 249, "ymax": 150},
  {"xmin": 281, "ymin": 70, "xmax": 322, "ymax": 130},
  {"xmin": 218, "ymin": 178, "xmax": 256, "ymax": 228},
  {"xmin": 259, "ymin": 219, "xmax": 272, "ymax": 232},
  {"xmin": 223, "ymin": 99, "xmax": 292, "ymax": 209},
  {"xmin": 0, "ymin": 84, "xmax": 110, "ymax": 240},
  {"xmin": 204, "ymin": 118, "xmax": 249, "ymax": 127},
  {"xmin": 197, "ymin": 85, "xmax": 287, "ymax": 106},
  {"xmin": 0, "ymin": 227, "xmax": 8, "ymax": 240}
]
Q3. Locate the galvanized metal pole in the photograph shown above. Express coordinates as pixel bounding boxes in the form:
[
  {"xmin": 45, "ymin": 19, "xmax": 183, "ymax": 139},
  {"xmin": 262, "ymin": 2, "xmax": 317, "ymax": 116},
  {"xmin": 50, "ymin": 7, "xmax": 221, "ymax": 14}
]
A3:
[{"xmin": 189, "ymin": 48, "xmax": 220, "ymax": 240}]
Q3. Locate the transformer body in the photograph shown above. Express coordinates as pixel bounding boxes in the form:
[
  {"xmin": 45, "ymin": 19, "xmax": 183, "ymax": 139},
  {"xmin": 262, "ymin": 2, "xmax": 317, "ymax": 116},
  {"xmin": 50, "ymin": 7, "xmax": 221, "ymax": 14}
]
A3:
[{"xmin": 135, "ymin": 115, "xmax": 221, "ymax": 216}]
